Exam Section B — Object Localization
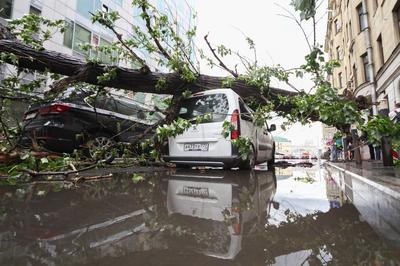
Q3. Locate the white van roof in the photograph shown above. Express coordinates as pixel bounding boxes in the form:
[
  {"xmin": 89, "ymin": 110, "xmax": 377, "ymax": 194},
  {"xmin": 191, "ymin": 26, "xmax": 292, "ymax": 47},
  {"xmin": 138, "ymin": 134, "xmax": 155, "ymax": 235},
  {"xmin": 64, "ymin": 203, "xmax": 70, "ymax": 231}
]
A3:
[{"xmin": 192, "ymin": 88, "xmax": 238, "ymax": 97}]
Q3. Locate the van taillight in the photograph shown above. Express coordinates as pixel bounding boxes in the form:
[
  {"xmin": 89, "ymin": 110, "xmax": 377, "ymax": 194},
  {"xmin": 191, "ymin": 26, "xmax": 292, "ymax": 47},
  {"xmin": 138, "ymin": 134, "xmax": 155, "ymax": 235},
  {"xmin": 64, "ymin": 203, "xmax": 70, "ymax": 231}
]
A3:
[
  {"xmin": 39, "ymin": 103, "xmax": 70, "ymax": 115},
  {"xmin": 231, "ymin": 109, "xmax": 240, "ymax": 139}
]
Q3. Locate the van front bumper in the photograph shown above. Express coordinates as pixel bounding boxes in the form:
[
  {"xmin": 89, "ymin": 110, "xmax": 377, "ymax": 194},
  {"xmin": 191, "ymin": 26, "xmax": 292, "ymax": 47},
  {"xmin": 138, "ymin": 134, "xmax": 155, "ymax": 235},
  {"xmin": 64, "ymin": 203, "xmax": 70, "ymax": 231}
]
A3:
[{"xmin": 162, "ymin": 155, "xmax": 241, "ymax": 168}]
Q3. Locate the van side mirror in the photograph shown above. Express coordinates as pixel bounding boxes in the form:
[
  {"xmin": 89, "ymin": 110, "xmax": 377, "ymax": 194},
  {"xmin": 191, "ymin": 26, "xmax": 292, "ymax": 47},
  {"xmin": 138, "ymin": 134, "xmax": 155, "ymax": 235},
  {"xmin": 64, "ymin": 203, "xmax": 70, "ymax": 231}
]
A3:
[
  {"xmin": 272, "ymin": 201, "xmax": 280, "ymax": 210},
  {"xmin": 269, "ymin": 124, "xmax": 276, "ymax": 132}
]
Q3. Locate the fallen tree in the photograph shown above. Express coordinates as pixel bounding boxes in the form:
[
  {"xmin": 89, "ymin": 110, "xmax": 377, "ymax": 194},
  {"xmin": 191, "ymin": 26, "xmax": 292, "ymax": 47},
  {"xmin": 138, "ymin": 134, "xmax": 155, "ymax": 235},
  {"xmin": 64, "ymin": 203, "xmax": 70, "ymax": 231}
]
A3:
[
  {"xmin": 0, "ymin": 0, "xmax": 387, "ymax": 176},
  {"xmin": 0, "ymin": 38, "xmax": 296, "ymax": 106}
]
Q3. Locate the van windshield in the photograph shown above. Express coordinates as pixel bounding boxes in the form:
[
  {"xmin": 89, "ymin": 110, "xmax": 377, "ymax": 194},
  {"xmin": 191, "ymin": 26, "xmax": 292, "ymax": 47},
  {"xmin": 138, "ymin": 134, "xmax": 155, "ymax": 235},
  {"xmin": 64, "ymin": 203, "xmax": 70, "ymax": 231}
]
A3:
[{"xmin": 179, "ymin": 93, "xmax": 229, "ymax": 123}]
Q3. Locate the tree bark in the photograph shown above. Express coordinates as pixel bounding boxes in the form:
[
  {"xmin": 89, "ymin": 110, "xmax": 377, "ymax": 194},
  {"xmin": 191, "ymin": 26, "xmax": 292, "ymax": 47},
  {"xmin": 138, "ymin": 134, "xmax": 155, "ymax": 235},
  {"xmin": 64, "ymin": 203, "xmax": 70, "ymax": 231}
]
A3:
[{"xmin": 0, "ymin": 39, "xmax": 296, "ymax": 111}]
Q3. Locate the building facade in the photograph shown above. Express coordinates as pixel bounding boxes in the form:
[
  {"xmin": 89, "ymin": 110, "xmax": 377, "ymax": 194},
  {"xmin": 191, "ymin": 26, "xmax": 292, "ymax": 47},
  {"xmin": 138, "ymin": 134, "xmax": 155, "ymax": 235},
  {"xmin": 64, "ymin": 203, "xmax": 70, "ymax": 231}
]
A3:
[
  {"xmin": 325, "ymin": 0, "xmax": 400, "ymax": 114},
  {"xmin": 0, "ymin": 0, "xmax": 194, "ymax": 97}
]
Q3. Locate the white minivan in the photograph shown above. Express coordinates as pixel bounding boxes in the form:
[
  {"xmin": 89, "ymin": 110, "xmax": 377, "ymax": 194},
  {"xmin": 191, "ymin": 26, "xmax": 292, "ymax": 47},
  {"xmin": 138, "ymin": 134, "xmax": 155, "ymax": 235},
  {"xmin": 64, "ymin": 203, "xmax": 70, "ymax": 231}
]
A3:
[{"xmin": 162, "ymin": 89, "xmax": 276, "ymax": 169}]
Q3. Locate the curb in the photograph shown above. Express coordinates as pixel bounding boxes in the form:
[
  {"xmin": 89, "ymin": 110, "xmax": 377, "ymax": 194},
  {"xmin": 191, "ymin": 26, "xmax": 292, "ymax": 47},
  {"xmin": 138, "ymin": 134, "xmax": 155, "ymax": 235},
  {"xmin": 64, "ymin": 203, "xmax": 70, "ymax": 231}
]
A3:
[{"xmin": 325, "ymin": 162, "xmax": 400, "ymax": 201}]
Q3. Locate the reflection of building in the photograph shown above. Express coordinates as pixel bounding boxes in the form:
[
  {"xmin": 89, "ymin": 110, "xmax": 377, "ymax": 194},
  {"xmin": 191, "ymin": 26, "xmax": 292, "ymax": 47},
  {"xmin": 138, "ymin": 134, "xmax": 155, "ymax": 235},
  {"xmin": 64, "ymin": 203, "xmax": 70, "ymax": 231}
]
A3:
[
  {"xmin": 322, "ymin": 124, "xmax": 337, "ymax": 146},
  {"xmin": 325, "ymin": 0, "xmax": 400, "ymax": 114},
  {"xmin": 274, "ymin": 136, "xmax": 292, "ymax": 155},
  {"xmin": 275, "ymin": 167, "xmax": 293, "ymax": 180},
  {"xmin": 325, "ymin": 177, "xmax": 344, "ymax": 209},
  {"xmin": 274, "ymin": 136, "xmax": 319, "ymax": 158}
]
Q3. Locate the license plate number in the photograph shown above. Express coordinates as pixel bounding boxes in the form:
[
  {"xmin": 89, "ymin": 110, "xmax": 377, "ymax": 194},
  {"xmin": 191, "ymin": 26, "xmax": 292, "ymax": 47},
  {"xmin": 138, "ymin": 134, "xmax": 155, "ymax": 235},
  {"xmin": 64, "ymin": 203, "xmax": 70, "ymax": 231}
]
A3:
[
  {"xmin": 182, "ymin": 186, "xmax": 209, "ymax": 198},
  {"xmin": 25, "ymin": 112, "xmax": 37, "ymax": 120},
  {"xmin": 184, "ymin": 143, "xmax": 209, "ymax": 151}
]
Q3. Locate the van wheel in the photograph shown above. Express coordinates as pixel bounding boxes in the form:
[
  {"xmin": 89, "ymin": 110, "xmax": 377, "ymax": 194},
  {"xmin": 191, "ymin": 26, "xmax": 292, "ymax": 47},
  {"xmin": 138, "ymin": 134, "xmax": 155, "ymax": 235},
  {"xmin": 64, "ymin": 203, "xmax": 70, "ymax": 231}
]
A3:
[
  {"xmin": 267, "ymin": 145, "xmax": 275, "ymax": 169},
  {"xmin": 86, "ymin": 134, "xmax": 116, "ymax": 163},
  {"xmin": 239, "ymin": 147, "xmax": 255, "ymax": 170}
]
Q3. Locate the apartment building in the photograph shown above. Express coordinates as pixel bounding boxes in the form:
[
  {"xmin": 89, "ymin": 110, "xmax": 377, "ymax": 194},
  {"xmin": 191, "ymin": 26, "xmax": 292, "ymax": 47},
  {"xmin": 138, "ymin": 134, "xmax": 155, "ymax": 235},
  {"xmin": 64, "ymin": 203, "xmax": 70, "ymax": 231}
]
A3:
[
  {"xmin": 0, "ymin": 0, "xmax": 194, "ymax": 97},
  {"xmin": 325, "ymin": 0, "xmax": 400, "ymax": 114}
]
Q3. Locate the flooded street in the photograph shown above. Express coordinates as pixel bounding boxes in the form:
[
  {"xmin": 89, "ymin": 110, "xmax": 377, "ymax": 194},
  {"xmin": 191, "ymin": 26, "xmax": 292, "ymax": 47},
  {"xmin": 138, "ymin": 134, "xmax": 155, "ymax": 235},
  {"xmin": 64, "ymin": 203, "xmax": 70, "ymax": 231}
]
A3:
[{"xmin": 0, "ymin": 163, "xmax": 399, "ymax": 265}]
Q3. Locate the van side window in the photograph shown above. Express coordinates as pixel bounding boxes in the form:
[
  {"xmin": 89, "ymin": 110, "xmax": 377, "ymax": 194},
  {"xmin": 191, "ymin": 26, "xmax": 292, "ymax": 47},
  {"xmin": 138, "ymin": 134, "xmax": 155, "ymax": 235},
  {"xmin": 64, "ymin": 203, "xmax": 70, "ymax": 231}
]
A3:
[{"xmin": 239, "ymin": 100, "xmax": 252, "ymax": 121}]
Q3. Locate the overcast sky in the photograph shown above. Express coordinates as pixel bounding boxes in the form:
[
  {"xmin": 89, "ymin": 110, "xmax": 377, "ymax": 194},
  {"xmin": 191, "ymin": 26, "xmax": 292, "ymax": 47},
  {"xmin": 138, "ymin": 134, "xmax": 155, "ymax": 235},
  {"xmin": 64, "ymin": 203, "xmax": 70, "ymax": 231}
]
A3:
[{"xmin": 194, "ymin": 0, "xmax": 329, "ymax": 147}]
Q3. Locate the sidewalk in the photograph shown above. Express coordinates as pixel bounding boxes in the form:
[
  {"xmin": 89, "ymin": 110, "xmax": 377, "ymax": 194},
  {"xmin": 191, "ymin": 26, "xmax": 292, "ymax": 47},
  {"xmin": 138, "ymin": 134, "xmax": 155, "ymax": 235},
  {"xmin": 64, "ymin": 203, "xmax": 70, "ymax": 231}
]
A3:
[
  {"xmin": 325, "ymin": 160, "xmax": 400, "ymax": 246},
  {"xmin": 326, "ymin": 160, "xmax": 400, "ymax": 200}
]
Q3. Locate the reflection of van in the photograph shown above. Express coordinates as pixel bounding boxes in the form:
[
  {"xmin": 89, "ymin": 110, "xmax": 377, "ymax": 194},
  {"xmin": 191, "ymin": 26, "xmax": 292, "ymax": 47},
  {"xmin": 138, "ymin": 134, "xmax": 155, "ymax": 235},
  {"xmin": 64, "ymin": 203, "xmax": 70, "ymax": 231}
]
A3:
[
  {"xmin": 166, "ymin": 169, "xmax": 276, "ymax": 259},
  {"xmin": 163, "ymin": 89, "xmax": 276, "ymax": 169}
]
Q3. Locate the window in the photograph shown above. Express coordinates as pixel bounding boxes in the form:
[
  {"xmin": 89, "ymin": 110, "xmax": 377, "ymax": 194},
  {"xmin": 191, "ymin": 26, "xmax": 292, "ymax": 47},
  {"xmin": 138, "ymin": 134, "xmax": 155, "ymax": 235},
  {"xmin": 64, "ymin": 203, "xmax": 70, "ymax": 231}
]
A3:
[
  {"xmin": 29, "ymin": 6, "xmax": 41, "ymax": 40},
  {"xmin": 77, "ymin": 0, "xmax": 101, "ymax": 19},
  {"xmin": 63, "ymin": 20, "xmax": 74, "ymax": 48},
  {"xmin": 0, "ymin": 0, "xmax": 13, "ymax": 18},
  {"xmin": 29, "ymin": 5, "xmax": 41, "ymax": 15},
  {"xmin": 336, "ymin": 46, "xmax": 343, "ymax": 60},
  {"xmin": 353, "ymin": 64, "xmax": 358, "ymax": 87},
  {"xmin": 99, "ymin": 38, "xmax": 114, "ymax": 64},
  {"xmin": 334, "ymin": 19, "xmax": 341, "ymax": 34},
  {"xmin": 357, "ymin": 3, "xmax": 367, "ymax": 31},
  {"xmin": 73, "ymin": 24, "xmax": 91, "ymax": 55},
  {"xmin": 377, "ymin": 34, "xmax": 384, "ymax": 67},
  {"xmin": 239, "ymin": 100, "xmax": 250, "ymax": 120},
  {"xmin": 338, "ymin": 72, "xmax": 343, "ymax": 88},
  {"xmin": 394, "ymin": 3, "xmax": 400, "ymax": 39},
  {"xmin": 348, "ymin": 21, "xmax": 353, "ymax": 40},
  {"xmin": 361, "ymin": 53, "xmax": 371, "ymax": 82},
  {"xmin": 63, "ymin": 21, "xmax": 116, "ymax": 64},
  {"xmin": 178, "ymin": 94, "xmax": 229, "ymax": 123}
]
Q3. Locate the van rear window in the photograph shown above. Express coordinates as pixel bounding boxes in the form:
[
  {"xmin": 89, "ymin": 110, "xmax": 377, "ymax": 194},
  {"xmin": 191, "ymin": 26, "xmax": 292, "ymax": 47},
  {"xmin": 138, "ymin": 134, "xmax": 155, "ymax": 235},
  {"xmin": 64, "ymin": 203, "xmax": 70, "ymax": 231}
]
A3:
[{"xmin": 179, "ymin": 94, "xmax": 229, "ymax": 123}]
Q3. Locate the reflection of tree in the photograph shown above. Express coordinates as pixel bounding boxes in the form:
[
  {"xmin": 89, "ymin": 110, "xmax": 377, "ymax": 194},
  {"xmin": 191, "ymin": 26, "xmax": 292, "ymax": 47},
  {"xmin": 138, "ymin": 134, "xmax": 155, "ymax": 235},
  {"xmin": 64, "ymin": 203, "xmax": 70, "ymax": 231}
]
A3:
[{"xmin": 238, "ymin": 204, "xmax": 400, "ymax": 265}]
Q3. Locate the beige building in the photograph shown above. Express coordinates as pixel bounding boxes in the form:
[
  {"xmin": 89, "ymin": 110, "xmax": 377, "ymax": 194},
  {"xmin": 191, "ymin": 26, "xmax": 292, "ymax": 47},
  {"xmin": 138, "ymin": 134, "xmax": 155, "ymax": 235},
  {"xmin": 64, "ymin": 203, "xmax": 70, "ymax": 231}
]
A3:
[{"xmin": 325, "ymin": 0, "xmax": 400, "ymax": 114}]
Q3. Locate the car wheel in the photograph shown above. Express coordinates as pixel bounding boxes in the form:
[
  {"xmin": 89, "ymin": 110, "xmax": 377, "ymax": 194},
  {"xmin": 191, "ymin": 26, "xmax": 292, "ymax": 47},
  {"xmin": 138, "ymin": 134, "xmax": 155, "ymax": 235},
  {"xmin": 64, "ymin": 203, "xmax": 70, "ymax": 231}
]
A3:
[
  {"xmin": 268, "ymin": 145, "xmax": 275, "ymax": 169},
  {"xmin": 86, "ymin": 135, "xmax": 116, "ymax": 163},
  {"xmin": 239, "ymin": 146, "xmax": 256, "ymax": 170}
]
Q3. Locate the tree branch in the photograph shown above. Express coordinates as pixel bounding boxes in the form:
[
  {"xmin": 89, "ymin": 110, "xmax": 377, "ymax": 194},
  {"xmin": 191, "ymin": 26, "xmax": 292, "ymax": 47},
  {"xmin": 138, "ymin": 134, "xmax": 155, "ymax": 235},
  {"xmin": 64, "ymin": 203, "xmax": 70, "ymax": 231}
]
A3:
[
  {"xmin": 140, "ymin": 5, "xmax": 172, "ymax": 61},
  {"xmin": 204, "ymin": 34, "xmax": 238, "ymax": 78},
  {"xmin": 90, "ymin": 11, "xmax": 150, "ymax": 73}
]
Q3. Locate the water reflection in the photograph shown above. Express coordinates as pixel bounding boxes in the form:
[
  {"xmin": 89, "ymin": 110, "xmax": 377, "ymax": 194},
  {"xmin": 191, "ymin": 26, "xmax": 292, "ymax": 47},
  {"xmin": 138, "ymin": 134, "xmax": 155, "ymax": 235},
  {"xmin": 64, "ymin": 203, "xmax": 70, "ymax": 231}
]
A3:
[
  {"xmin": 165, "ymin": 169, "xmax": 276, "ymax": 259},
  {"xmin": 0, "ymin": 166, "xmax": 398, "ymax": 265}
]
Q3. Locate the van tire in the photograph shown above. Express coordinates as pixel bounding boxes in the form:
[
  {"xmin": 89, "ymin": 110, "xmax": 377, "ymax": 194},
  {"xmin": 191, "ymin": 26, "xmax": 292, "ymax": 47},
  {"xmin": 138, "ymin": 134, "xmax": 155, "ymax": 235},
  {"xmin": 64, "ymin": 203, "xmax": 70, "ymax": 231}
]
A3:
[
  {"xmin": 239, "ymin": 146, "xmax": 255, "ymax": 170},
  {"xmin": 267, "ymin": 145, "xmax": 275, "ymax": 169}
]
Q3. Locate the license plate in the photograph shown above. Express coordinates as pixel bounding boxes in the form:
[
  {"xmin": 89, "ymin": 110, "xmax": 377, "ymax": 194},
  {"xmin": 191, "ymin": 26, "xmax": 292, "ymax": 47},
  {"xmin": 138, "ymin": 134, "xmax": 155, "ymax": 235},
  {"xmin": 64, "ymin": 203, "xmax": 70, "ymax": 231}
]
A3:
[
  {"xmin": 184, "ymin": 143, "xmax": 209, "ymax": 151},
  {"xmin": 25, "ymin": 112, "xmax": 37, "ymax": 120},
  {"xmin": 182, "ymin": 186, "xmax": 209, "ymax": 198}
]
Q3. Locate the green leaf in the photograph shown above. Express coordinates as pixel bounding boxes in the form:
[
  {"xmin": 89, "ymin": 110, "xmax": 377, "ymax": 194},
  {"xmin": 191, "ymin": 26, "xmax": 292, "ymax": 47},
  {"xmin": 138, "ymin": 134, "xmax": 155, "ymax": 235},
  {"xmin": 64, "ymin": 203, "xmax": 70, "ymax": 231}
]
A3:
[{"xmin": 132, "ymin": 173, "xmax": 144, "ymax": 184}]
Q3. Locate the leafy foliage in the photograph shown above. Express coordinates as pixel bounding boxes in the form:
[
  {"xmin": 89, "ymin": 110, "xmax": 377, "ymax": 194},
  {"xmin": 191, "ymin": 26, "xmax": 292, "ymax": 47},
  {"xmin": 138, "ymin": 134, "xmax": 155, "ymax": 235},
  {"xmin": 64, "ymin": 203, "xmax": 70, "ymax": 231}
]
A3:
[{"xmin": 291, "ymin": 0, "xmax": 316, "ymax": 21}]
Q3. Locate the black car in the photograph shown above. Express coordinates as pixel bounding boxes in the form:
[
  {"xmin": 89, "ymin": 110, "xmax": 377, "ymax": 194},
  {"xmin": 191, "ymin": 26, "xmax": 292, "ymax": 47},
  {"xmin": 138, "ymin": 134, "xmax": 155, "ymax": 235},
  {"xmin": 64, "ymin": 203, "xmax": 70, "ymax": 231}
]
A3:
[{"xmin": 20, "ymin": 88, "xmax": 164, "ymax": 158}]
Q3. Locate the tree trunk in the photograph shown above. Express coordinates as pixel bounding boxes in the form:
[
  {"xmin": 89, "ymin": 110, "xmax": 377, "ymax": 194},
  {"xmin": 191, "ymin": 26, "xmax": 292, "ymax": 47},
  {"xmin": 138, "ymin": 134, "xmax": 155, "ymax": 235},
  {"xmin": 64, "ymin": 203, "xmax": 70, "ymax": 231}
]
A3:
[{"xmin": 0, "ymin": 39, "xmax": 296, "ymax": 111}]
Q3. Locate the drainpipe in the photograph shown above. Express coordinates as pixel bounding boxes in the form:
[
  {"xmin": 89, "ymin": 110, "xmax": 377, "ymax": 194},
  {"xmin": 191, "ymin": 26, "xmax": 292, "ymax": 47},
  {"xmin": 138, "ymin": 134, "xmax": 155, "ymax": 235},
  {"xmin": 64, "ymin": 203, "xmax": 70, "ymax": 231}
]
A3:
[
  {"xmin": 361, "ymin": 0, "xmax": 378, "ymax": 115},
  {"xmin": 361, "ymin": 1, "xmax": 394, "ymax": 165}
]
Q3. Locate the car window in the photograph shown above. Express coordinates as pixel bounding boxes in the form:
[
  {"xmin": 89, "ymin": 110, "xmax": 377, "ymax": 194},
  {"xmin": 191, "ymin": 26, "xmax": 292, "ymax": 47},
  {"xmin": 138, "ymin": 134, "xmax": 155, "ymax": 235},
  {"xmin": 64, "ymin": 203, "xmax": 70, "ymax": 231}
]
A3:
[
  {"xmin": 85, "ymin": 95, "xmax": 118, "ymax": 113},
  {"xmin": 239, "ymin": 99, "xmax": 253, "ymax": 122},
  {"xmin": 114, "ymin": 97, "xmax": 163, "ymax": 123},
  {"xmin": 114, "ymin": 98, "xmax": 143, "ymax": 117},
  {"xmin": 239, "ymin": 100, "xmax": 247, "ymax": 114},
  {"xmin": 56, "ymin": 87, "xmax": 91, "ymax": 103},
  {"xmin": 179, "ymin": 93, "xmax": 229, "ymax": 123}
]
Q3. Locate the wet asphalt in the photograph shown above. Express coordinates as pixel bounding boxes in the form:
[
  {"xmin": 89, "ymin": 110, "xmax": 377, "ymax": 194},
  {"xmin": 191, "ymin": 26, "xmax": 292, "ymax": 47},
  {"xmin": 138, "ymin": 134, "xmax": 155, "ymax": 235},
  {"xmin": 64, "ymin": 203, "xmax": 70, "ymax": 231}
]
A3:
[{"xmin": 0, "ymin": 162, "xmax": 399, "ymax": 265}]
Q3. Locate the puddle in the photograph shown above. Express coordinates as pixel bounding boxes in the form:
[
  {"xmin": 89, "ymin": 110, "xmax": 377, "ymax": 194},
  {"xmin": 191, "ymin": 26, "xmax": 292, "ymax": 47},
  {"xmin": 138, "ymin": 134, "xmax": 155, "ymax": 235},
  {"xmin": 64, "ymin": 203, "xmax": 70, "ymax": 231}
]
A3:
[{"xmin": 0, "ymin": 164, "xmax": 399, "ymax": 265}]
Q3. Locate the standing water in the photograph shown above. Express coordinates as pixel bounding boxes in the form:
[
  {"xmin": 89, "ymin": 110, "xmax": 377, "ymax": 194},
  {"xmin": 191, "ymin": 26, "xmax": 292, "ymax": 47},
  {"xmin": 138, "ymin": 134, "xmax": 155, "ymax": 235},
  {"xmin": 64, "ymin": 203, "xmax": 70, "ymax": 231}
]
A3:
[{"xmin": 0, "ymin": 163, "xmax": 399, "ymax": 265}]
